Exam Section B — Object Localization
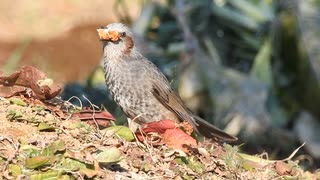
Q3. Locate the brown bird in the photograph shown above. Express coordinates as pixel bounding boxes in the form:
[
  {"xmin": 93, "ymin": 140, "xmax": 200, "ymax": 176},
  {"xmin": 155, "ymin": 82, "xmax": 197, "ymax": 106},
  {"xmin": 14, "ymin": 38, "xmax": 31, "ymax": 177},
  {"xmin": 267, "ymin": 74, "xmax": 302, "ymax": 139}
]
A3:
[{"xmin": 97, "ymin": 23, "xmax": 237, "ymax": 142}]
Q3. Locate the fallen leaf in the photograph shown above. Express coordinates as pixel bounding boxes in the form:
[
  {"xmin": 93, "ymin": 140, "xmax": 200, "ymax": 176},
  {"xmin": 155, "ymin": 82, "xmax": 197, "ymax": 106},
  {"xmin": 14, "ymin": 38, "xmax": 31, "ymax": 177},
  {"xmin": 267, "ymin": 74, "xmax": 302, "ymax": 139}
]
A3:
[
  {"xmin": 29, "ymin": 171, "xmax": 67, "ymax": 180},
  {"xmin": 274, "ymin": 161, "xmax": 297, "ymax": 176},
  {"xmin": 25, "ymin": 156, "xmax": 53, "ymax": 169},
  {"xmin": 174, "ymin": 156, "xmax": 204, "ymax": 174},
  {"xmin": 93, "ymin": 147, "xmax": 123, "ymax": 163},
  {"xmin": 71, "ymin": 109, "xmax": 115, "ymax": 129},
  {"xmin": 103, "ymin": 126, "xmax": 134, "ymax": 141},
  {"xmin": 162, "ymin": 128, "xmax": 197, "ymax": 152},
  {"xmin": 64, "ymin": 149, "xmax": 92, "ymax": 164},
  {"xmin": 136, "ymin": 120, "xmax": 197, "ymax": 152},
  {"xmin": 38, "ymin": 122, "xmax": 55, "ymax": 131},
  {"xmin": 0, "ymin": 86, "xmax": 26, "ymax": 98},
  {"xmin": 0, "ymin": 66, "xmax": 62, "ymax": 100},
  {"xmin": 8, "ymin": 164, "xmax": 22, "ymax": 177},
  {"xmin": 58, "ymin": 158, "xmax": 98, "ymax": 178},
  {"xmin": 8, "ymin": 97, "xmax": 27, "ymax": 106},
  {"xmin": 140, "ymin": 119, "xmax": 177, "ymax": 134},
  {"xmin": 20, "ymin": 145, "xmax": 41, "ymax": 157},
  {"xmin": 41, "ymin": 140, "xmax": 66, "ymax": 156}
]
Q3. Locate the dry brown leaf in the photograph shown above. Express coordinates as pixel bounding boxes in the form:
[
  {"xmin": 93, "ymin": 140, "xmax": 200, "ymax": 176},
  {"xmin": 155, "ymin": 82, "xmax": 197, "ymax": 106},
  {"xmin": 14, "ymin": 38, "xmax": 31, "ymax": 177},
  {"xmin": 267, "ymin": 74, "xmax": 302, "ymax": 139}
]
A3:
[
  {"xmin": 0, "ymin": 86, "xmax": 26, "ymax": 98},
  {"xmin": 274, "ymin": 161, "xmax": 298, "ymax": 176},
  {"xmin": 0, "ymin": 66, "xmax": 61, "ymax": 100},
  {"xmin": 70, "ymin": 109, "xmax": 115, "ymax": 128}
]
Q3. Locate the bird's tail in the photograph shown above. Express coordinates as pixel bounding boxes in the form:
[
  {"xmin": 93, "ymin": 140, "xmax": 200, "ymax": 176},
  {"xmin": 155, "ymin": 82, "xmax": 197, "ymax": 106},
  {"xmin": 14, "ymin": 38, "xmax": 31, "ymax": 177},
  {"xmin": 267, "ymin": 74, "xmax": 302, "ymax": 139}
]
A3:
[{"xmin": 193, "ymin": 115, "xmax": 237, "ymax": 142}]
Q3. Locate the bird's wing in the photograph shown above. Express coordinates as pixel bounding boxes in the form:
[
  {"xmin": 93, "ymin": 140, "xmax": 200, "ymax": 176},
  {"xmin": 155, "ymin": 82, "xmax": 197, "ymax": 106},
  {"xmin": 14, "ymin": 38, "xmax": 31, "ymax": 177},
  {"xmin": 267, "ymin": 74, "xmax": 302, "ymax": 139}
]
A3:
[
  {"xmin": 151, "ymin": 82, "xmax": 195, "ymax": 124},
  {"xmin": 141, "ymin": 58, "xmax": 194, "ymax": 124}
]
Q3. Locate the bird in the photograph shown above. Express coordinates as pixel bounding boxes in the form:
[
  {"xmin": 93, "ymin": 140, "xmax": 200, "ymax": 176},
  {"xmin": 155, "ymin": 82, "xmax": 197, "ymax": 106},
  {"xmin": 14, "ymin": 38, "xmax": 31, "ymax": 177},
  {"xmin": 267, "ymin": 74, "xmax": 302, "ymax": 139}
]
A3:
[{"xmin": 97, "ymin": 23, "xmax": 237, "ymax": 142}]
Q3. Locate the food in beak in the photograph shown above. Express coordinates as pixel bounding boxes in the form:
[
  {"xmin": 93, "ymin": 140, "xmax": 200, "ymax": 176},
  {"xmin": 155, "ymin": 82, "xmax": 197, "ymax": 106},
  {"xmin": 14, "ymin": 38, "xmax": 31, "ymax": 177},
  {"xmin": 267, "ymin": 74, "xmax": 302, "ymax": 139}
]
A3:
[{"xmin": 97, "ymin": 29, "xmax": 120, "ymax": 42}]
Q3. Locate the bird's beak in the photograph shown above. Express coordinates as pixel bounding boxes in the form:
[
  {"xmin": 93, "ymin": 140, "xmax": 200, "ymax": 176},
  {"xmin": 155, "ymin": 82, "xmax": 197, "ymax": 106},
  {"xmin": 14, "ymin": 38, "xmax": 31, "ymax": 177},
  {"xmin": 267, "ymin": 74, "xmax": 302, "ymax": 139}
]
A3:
[{"xmin": 97, "ymin": 29, "xmax": 120, "ymax": 42}]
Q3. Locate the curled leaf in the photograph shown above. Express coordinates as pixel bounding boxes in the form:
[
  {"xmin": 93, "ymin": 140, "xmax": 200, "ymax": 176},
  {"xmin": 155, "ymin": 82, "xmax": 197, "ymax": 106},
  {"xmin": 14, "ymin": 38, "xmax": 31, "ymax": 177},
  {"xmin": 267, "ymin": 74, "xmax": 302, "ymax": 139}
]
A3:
[{"xmin": 0, "ymin": 66, "xmax": 62, "ymax": 100}]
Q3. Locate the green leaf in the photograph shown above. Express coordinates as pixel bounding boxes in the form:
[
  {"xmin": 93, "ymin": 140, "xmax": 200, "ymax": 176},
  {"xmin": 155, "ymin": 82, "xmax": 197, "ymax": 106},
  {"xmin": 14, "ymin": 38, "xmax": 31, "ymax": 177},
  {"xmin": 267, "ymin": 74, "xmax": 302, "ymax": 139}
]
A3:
[
  {"xmin": 6, "ymin": 109, "xmax": 23, "ymax": 120},
  {"xmin": 41, "ymin": 140, "xmax": 65, "ymax": 156},
  {"xmin": 20, "ymin": 145, "xmax": 41, "ymax": 157},
  {"xmin": 38, "ymin": 122, "xmax": 55, "ymax": 131},
  {"xmin": 59, "ymin": 158, "xmax": 85, "ymax": 171},
  {"xmin": 59, "ymin": 158, "xmax": 97, "ymax": 178},
  {"xmin": 25, "ymin": 156, "xmax": 52, "ymax": 169},
  {"xmin": 67, "ymin": 121, "xmax": 83, "ymax": 129},
  {"xmin": 67, "ymin": 120, "xmax": 91, "ymax": 130},
  {"xmin": 8, "ymin": 164, "xmax": 22, "ymax": 177},
  {"xmin": 175, "ymin": 156, "xmax": 188, "ymax": 165},
  {"xmin": 8, "ymin": 97, "xmax": 27, "ymax": 106},
  {"xmin": 29, "ymin": 170, "xmax": 66, "ymax": 180},
  {"xmin": 103, "ymin": 126, "xmax": 134, "ymax": 141},
  {"xmin": 32, "ymin": 105, "xmax": 46, "ymax": 112},
  {"xmin": 185, "ymin": 157, "xmax": 204, "ymax": 174},
  {"xmin": 93, "ymin": 147, "xmax": 123, "ymax": 163},
  {"xmin": 174, "ymin": 156, "xmax": 204, "ymax": 173}
]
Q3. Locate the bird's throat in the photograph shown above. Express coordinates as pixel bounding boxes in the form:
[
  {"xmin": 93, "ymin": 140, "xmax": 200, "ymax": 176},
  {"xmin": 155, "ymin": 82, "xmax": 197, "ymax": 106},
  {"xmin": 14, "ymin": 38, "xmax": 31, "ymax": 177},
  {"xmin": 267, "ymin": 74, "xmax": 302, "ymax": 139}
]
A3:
[{"xmin": 103, "ymin": 36, "xmax": 134, "ymax": 60}]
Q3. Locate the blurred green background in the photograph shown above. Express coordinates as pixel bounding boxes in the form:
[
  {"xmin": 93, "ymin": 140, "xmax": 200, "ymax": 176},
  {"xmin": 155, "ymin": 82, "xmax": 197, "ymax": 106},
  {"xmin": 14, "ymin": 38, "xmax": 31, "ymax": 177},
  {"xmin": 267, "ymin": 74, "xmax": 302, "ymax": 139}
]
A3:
[{"xmin": 1, "ymin": 0, "xmax": 320, "ymax": 170}]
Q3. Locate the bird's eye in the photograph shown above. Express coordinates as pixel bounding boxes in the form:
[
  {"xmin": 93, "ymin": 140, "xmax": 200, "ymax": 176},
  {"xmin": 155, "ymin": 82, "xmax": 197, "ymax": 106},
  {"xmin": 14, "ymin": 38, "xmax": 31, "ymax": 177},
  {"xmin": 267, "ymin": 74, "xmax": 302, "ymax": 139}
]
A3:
[{"xmin": 120, "ymin": 32, "xmax": 126, "ymax": 37}]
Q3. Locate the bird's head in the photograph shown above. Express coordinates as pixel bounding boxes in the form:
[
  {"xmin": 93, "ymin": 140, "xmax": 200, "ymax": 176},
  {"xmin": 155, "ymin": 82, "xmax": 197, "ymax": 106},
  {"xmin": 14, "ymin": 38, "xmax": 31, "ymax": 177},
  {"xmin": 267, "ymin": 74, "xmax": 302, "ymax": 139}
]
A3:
[{"xmin": 97, "ymin": 23, "xmax": 135, "ymax": 59}]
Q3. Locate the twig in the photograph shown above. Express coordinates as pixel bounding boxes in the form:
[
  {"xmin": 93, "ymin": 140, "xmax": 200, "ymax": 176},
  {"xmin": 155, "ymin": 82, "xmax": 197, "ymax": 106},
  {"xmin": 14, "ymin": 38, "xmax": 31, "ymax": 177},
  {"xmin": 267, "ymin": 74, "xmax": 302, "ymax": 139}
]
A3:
[
  {"xmin": 0, "ymin": 136, "xmax": 19, "ymax": 172},
  {"xmin": 281, "ymin": 142, "xmax": 305, "ymax": 162},
  {"xmin": 82, "ymin": 95, "xmax": 102, "ymax": 139},
  {"xmin": 66, "ymin": 95, "xmax": 83, "ymax": 110},
  {"xmin": 136, "ymin": 127, "xmax": 158, "ymax": 164}
]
